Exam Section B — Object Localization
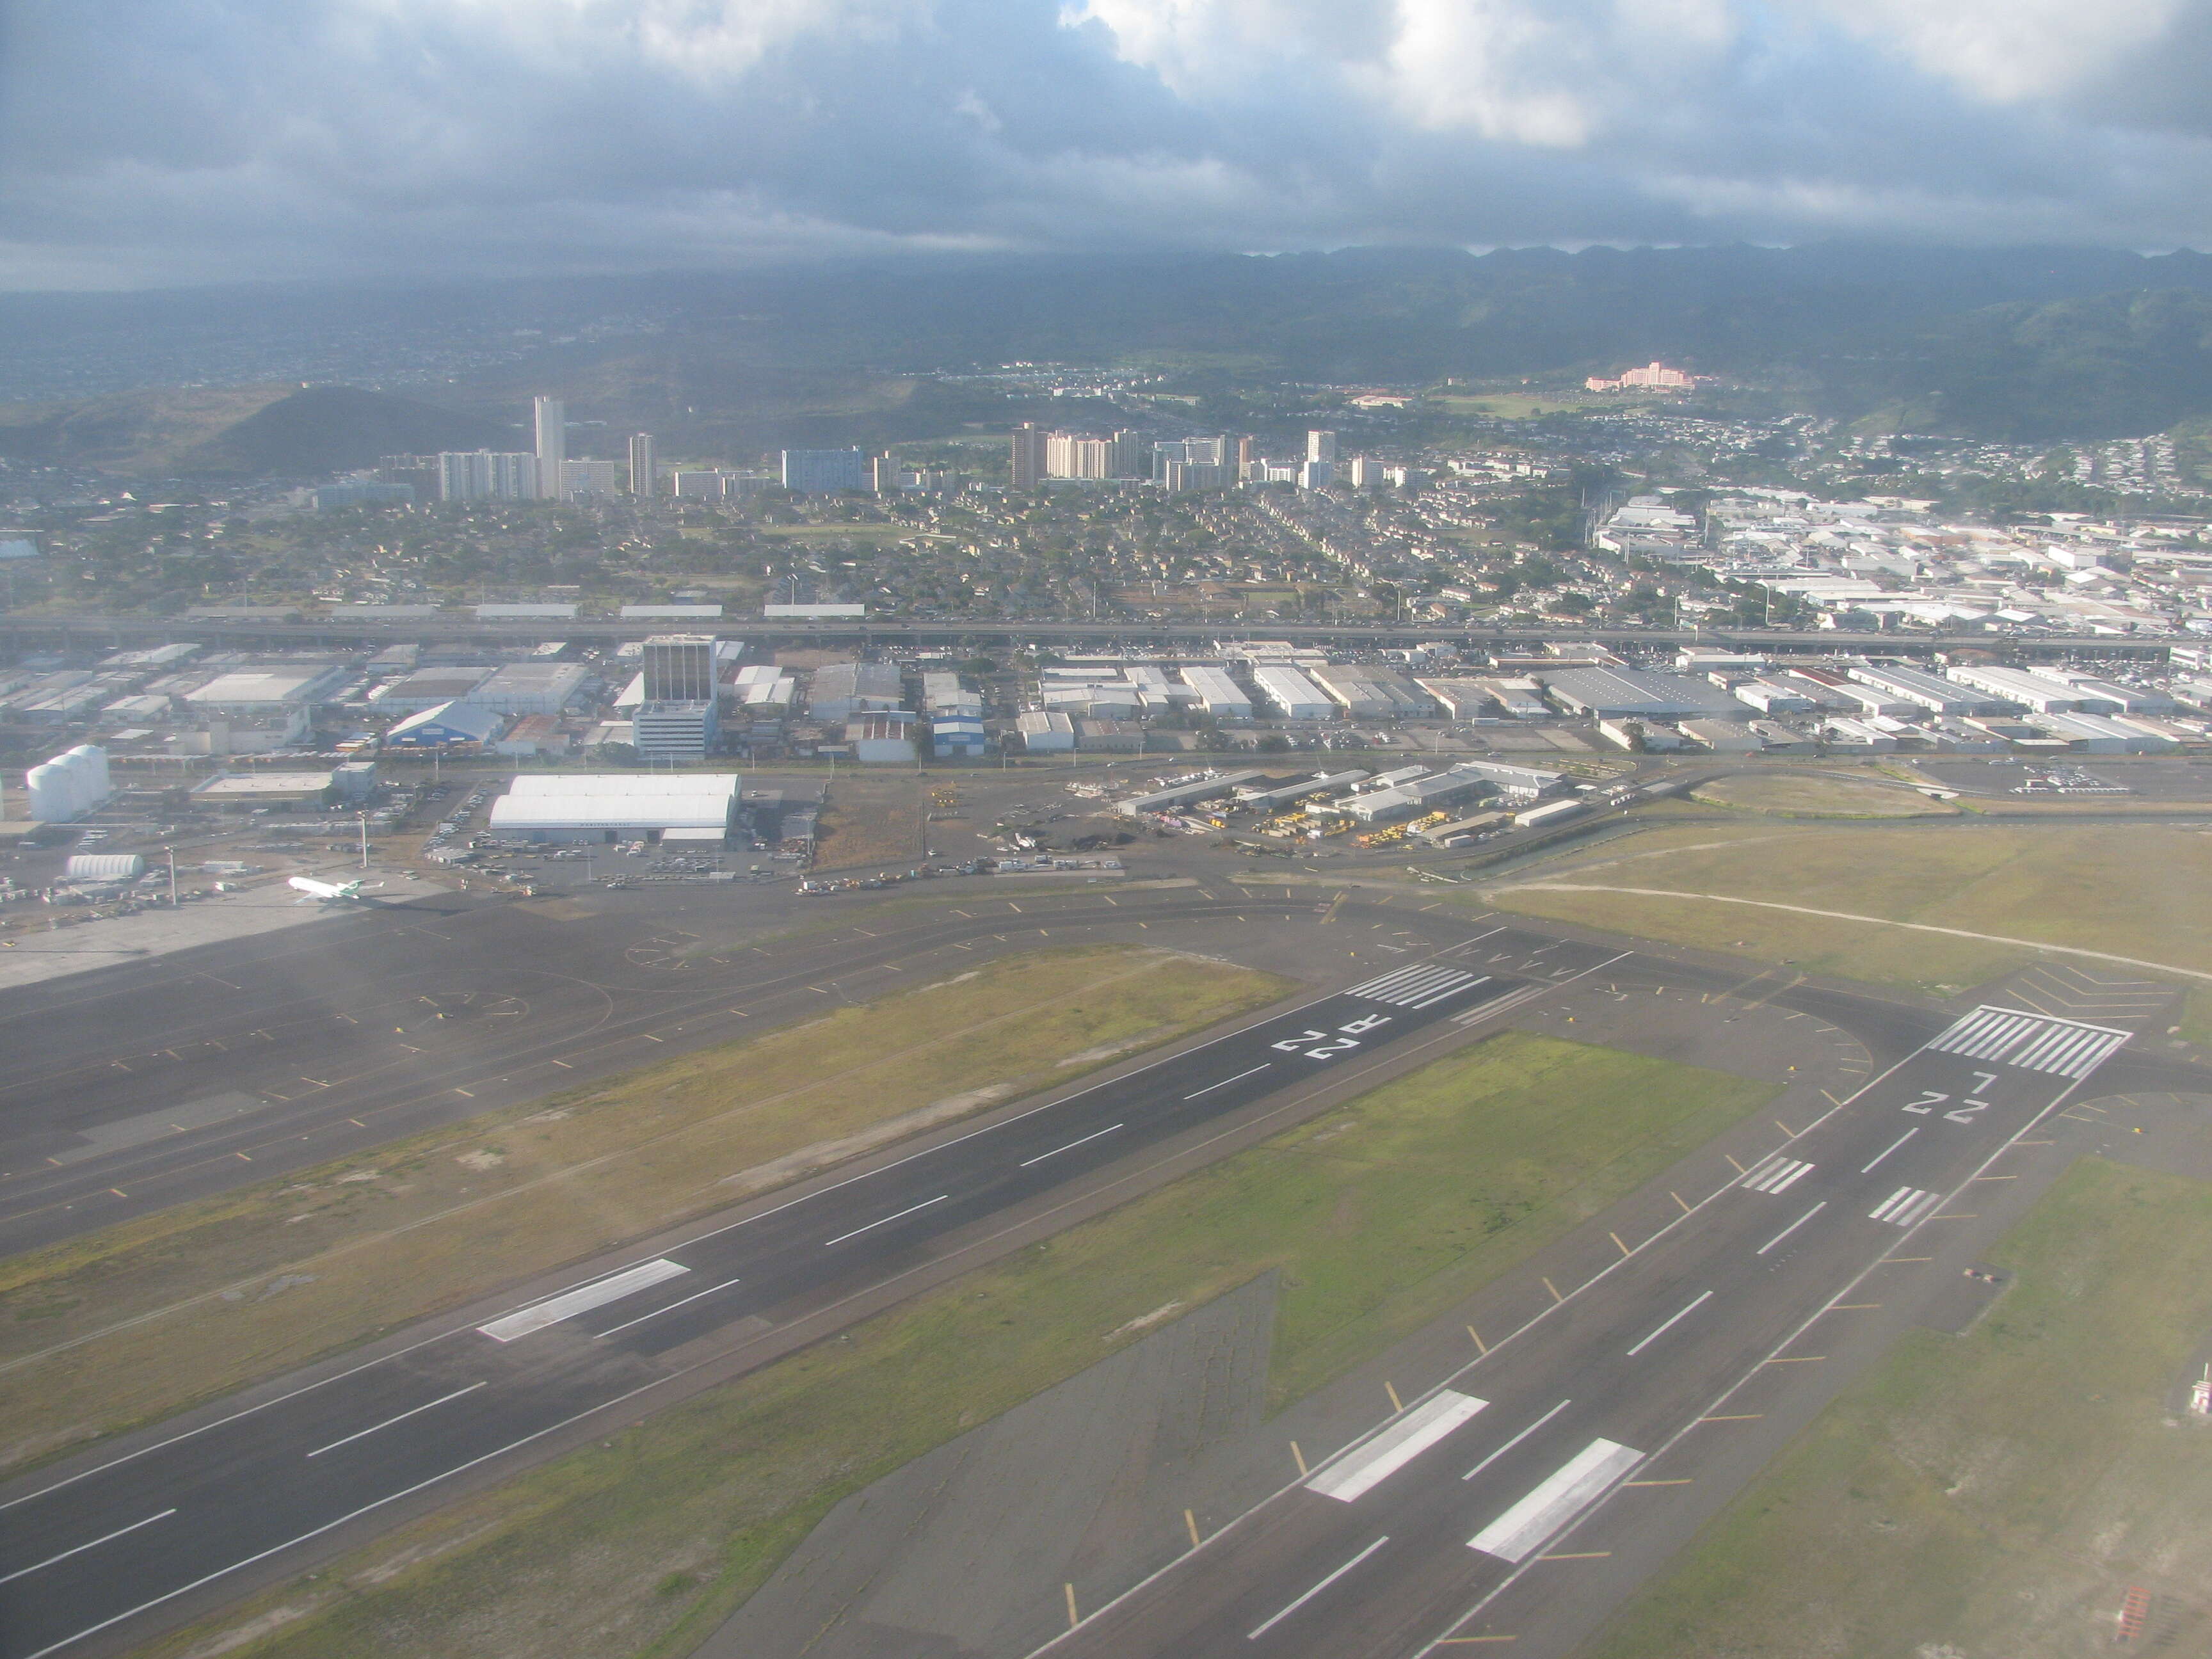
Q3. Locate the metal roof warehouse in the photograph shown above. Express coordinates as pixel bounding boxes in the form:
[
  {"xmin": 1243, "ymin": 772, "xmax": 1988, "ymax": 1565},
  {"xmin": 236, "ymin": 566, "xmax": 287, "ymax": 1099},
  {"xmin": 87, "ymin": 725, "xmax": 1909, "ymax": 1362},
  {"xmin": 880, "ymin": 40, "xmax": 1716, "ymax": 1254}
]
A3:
[{"xmin": 488, "ymin": 774, "xmax": 740, "ymax": 841}]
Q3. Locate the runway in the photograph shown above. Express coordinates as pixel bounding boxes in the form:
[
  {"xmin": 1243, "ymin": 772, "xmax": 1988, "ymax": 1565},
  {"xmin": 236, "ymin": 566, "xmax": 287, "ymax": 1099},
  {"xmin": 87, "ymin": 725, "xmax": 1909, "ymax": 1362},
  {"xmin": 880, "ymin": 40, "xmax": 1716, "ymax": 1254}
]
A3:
[
  {"xmin": 0, "ymin": 926, "xmax": 1634, "ymax": 1659},
  {"xmin": 1032, "ymin": 997, "xmax": 2149, "ymax": 1659},
  {"xmin": 3, "ymin": 870, "xmax": 2195, "ymax": 1658}
]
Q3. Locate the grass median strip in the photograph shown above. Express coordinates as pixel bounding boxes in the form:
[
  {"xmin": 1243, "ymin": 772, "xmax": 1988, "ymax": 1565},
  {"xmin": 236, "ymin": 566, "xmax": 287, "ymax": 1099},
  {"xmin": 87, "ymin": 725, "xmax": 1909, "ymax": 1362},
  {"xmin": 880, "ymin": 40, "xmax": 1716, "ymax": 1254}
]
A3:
[
  {"xmin": 1582, "ymin": 1156, "xmax": 2212, "ymax": 1659},
  {"xmin": 137, "ymin": 1031, "xmax": 1774, "ymax": 1659},
  {"xmin": 0, "ymin": 945, "xmax": 1286, "ymax": 1473}
]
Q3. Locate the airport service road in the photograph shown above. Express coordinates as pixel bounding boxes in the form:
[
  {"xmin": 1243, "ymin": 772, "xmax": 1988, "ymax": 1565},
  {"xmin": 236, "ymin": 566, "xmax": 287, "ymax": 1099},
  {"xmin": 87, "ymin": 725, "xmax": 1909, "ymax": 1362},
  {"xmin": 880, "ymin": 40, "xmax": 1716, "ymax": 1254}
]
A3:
[
  {"xmin": 0, "ymin": 938, "xmax": 1639, "ymax": 1659},
  {"xmin": 1037, "ymin": 1000, "xmax": 2139, "ymax": 1659}
]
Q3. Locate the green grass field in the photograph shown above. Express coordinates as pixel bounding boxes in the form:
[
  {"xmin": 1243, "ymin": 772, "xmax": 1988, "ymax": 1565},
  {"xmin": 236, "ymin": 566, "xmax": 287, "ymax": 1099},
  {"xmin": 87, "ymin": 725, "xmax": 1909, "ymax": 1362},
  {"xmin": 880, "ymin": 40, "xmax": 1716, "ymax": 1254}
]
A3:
[
  {"xmin": 1485, "ymin": 822, "xmax": 2212, "ymax": 1018},
  {"xmin": 1582, "ymin": 1157, "xmax": 2212, "ymax": 1659},
  {"xmin": 139, "ymin": 1031, "xmax": 1774, "ymax": 1659},
  {"xmin": 0, "ymin": 948, "xmax": 1284, "ymax": 1473}
]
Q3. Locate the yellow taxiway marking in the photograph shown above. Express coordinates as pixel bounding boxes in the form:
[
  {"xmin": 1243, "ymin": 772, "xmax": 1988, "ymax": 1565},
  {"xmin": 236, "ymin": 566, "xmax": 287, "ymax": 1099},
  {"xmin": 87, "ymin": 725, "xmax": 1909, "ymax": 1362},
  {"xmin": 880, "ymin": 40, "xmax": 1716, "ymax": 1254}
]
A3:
[
  {"xmin": 1290, "ymin": 1441, "xmax": 1308, "ymax": 1475},
  {"xmin": 1468, "ymin": 1326, "xmax": 1487, "ymax": 1355},
  {"xmin": 1542, "ymin": 1278, "xmax": 1562, "ymax": 1303},
  {"xmin": 1699, "ymin": 1413, "xmax": 1761, "ymax": 1422},
  {"xmin": 1766, "ymin": 1354, "xmax": 1826, "ymax": 1364},
  {"xmin": 1611, "ymin": 1232, "xmax": 1631, "ymax": 1257},
  {"xmin": 1623, "ymin": 1478, "xmax": 1693, "ymax": 1487},
  {"xmin": 1185, "ymin": 1509, "xmax": 1202, "ymax": 1549},
  {"xmin": 1724, "ymin": 1153, "xmax": 1747, "ymax": 1174},
  {"xmin": 1671, "ymin": 1190, "xmax": 1692, "ymax": 1214},
  {"xmin": 1539, "ymin": 1551, "xmax": 1612, "ymax": 1560},
  {"xmin": 1386, "ymin": 1381, "xmax": 1404, "ymax": 1412}
]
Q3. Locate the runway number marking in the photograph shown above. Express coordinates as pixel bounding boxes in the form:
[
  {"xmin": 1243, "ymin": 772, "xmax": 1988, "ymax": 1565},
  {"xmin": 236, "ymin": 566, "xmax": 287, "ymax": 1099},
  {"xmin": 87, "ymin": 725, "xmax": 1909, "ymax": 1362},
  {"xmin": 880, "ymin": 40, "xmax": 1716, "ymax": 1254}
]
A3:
[{"xmin": 1273, "ymin": 1012, "xmax": 1393, "ymax": 1060}]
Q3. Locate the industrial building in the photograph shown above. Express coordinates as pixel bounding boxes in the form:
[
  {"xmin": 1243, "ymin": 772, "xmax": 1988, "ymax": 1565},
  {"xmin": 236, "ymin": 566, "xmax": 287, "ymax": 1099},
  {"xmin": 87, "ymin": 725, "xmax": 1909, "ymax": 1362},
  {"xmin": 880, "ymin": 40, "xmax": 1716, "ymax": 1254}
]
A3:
[
  {"xmin": 384, "ymin": 700, "xmax": 506, "ymax": 748},
  {"xmin": 488, "ymin": 774, "xmax": 740, "ymax": 842},
  {"xmin": 633, "ymin": 700, "xmax": 718, "ymax": 758},
  {"xmin": 1343, "ymin": 767, "xmax": 1498, "ymax": 824},
  {"xmin": 1942, "ymin": 664, "xmax": 2100, "ymax": 714},
  {"xmin": 1841, "ymin": 662, "xmax": 1999, "ymax": 716},
  {"xmin": 1237, "ymin": 769, "xmax": 1370, "ymax": 811},
  {"xmin": 809, "ymin": 661, "xmax": 902, "ymax": 723},
  {"xmin": 462, "ymin": 661, "xmax": 589, "ymax": 716},
  {"xmin": 1251, "ymin": 664, "xmax": 1333, "ymax": 721},
  {"xmin": 1115, "ymin": 770, "xmax": 1267, "ymax": 815},
  {"xmin": 931, "ymin": 717, "xmax": 988, "ymax": 757},
  {"xmin": 371, "ymin": 666, "xmax": 494, "ymax": 712},
  {"xmin": 1452, "ymin": 759, "xmax": 1569, "ymax": 801},
  {"xmin": 1180, "ymin": 666, "xmax": 1253, "ymax": 721},
  {"xmin": 1016, "ymin": 710, "xmax": 1076, "ymax": 753},
  {"xmin": 1307, "ymin": 666, "xmax": 1436, "ymax": 719},
  {"xmin": 641, "ymin": 636, "xmax": 718, "ymax": 702},
  {"xmin": 190, "ymin": 771, "xmax": 338, "ymax": 812},
  {"xmin": 1539, "ymin": 666, "xmax": 1749, "ymax": 721},
  {"xmin": 186, "ymin": 666, "xmax": 349, "ymax": 711},
  {"xmin": 848, "ymin": 712, "xmax": 918, "ymax": 764}
]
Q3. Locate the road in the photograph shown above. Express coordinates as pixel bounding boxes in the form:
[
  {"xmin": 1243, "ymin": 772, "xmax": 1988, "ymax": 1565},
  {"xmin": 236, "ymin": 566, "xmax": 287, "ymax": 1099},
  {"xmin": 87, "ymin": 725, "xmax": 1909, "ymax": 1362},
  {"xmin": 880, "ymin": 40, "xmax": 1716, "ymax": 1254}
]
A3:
[
  {"xmin": 0, "ymin": 610, "xmax": 2172, "ymax": 661},
  {"xmin": 1036, "ymin": 998, "xmax": 2150, "ymax": 1659},
  {"xmin": 0, "ymin": 927, "xmax": 1637, "ymax": 1659}
]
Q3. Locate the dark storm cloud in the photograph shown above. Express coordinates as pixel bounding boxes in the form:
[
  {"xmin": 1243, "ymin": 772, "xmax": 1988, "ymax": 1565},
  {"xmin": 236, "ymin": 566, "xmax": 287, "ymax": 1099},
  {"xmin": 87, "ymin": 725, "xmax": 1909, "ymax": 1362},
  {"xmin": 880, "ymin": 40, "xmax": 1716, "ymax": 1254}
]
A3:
[{"xmin": 3, "ymin": 0, "xmax": 2210, "ymax": 289}]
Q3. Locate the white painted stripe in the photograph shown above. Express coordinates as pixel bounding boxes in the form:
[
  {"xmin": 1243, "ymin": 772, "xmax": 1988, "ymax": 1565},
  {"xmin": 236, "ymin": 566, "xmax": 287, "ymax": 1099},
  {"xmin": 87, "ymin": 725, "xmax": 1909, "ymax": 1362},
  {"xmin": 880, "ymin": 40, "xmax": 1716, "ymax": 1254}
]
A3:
[
  {"xmin": 1404, "ymin": 974, "xmax": 1487, "ymax": 1009},
  {"xmin": 1307, "ymin": 1391, "xmax": 1489, "ymax": 1503},
  {"xmin": 2063, "ymin": 1033, "xmax": 2128, "ymax": 1077},
  {"xmin": 477, "ymin": 1259, "xmax": 691, "ymax": 1342},
  {"xmin": 1861, "ymin": 1127, "xmax": 1918, "ymax": 1173},
  {"xmin": 1247, "ymin": 1536, "xmax": 1391, "ymax": 1640},
  {"xmin": 1018, "ymin": 1123, "xmax": 1125, "ymax": 1166},
  {"xmin": 1894, "ymin": 1190, "xmax": 1946, "ymax": 1227},
  {"xmin": 1755, "ymin": 1201, "xmax": 1826, "ymax": 1256},
  {"xmin": 1765, "ymin": 1161, "xmax": 1815, "ymax": 1194},
  {"xmin": 2010, "ymin": 1023, "xmax": 2078, "ymax": 1070},
  {"xmin": 593, "ymin": 1273, "xmax": 745, "ymax": 1339},
  {"xmin": 1462, "ymin": 1399, "xmax": 1572, "ymax": 1482},
  {"xmin": 821, "ymin": 1194, "xmax": 947, "ymax": 1246},
  {"xmin": 1625, "ymin": 1290, "xmax": 1712, "ymax": 1357},
  {"xmin": 1738, "ymin": 1152, "xmax": 1786, "ymax": 1189},
  {"xmin": 0, "ymin": 1509, "xmax": 177, "ymax": 1586},
  {"xmin": 1468, "ymin": 1438, "xmax": 1643, "ymax": 1563},
  {"xmin": 305, "ymin": 1382, "xmax": 487, "ymax": 1457},
  {"xmin": 1185, "ymin": 1064, "xmax": 1270, "ymax": 1100},
  {"xmin": 1868, "ymin": 1185, "xmax": 1918, "ymax": 1221},
  {"xmin": 2033, "ymin": 1029, "xmax": 2097, "ymax": 1073},
  {"xmin": 1349, "ymin": 965, "xmax": 1430, "ymax": 997}
]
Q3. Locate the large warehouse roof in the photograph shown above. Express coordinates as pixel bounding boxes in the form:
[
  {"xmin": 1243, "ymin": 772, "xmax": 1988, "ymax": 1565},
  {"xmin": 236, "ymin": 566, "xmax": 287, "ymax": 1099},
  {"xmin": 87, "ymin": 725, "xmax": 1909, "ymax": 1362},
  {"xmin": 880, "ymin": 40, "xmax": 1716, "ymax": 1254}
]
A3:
[
  {"xmin": 489, "ymin": 773, "xmax": 739, "ymax": 831},
  {"xmin": 1541, "ymin": 667, "xmax": 1749, "ymax": 720}
]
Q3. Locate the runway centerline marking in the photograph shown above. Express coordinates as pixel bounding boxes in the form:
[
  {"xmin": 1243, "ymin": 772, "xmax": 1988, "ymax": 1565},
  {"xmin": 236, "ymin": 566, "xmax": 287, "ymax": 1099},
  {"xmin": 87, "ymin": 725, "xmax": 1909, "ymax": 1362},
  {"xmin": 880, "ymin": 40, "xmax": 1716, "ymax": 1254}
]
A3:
[
  {"xmin": 1185, "ymin": 1064, "xmax": 1271, "ymax": 1100},
  {"xmin": 594, "ymin": 1273, "xmax": 746, "ymax": 1339},
  {"xmin": 821, "ymin": 1194, "xmax": 947, "ymax": 1247},
  {"xmin": 1756, "ymin": 1201, "xmax": 1826, "ymax": 1256},
  {"xmin": 1463, "ymin": 1400, "xmax": 1571, "ymax": 1482},
  {"xmin": 0, "ymin": 1509, "xmax": 179, "ymax": 1586},
  {"xmin": 1019, "ymin": 1124, "xmax": 1125, "ymax": 1168},
  {"xmin": 1861, "ymin": 1127, "xmax": 1919, "ymax": 1174},
  {"xmin": 1246, "ymin": 1535, "xmax": 1391, "ymax": 1640},
  {"xmin": 305, "ymin": 1382, "xmax": 488, "ymax": 1458},
  {"xmin": 1626, "ymin": 1290, "xmax": 1713, "ymax": 1357}
]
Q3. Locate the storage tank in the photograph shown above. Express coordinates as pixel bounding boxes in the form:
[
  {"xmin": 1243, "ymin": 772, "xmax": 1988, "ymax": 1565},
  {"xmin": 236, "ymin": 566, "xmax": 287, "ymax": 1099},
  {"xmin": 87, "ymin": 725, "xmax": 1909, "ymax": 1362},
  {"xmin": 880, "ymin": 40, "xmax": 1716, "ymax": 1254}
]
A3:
[
  {"xmin": 64, "ymin": 744, "xmax": 109, "ymax": 813},
  {"xmin": 24, "ymin": 762, "xmax": 69, "ymax": 822},
  {"xmin": 65, "ymin": 854, "xmax": 144, "ymax": 883},
  {"xmin": 52, "ymin": 750, "xmax": 88, "ymax": 821}
]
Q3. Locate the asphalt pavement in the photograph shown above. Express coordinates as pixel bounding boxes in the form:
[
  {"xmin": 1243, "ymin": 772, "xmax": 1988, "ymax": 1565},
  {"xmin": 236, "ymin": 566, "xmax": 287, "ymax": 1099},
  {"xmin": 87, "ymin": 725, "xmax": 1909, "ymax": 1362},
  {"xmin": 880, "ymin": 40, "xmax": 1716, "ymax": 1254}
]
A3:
[{"xmin": 1033, "ymin": 995, "xmax": 2155, "ymax": 1659}]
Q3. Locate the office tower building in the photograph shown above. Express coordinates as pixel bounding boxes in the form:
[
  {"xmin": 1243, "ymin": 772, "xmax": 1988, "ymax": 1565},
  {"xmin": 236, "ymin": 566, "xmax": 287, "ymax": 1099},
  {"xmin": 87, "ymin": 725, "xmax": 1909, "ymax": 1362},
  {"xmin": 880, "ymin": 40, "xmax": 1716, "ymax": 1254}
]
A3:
[
  {"xmin": 641, "ymin": 634, "xmax": 718, "ymax": 702},
  {"xmin": 1347, "ymin": 456, "xmax": 1382, "ymax": 488},
  {"xmin": 1010, "ymin": 422, "xmax": 1046, "ymax": 490},
  {"xmin": 438, "ymin": 451, "xmax": 540, "ymax": 501},
  {"xmin": 628, "ymin": 433, "xmax": 657, "ymax": 495},
  {"xmin": 1299, "ymin": 458, "xmax": 1335, "ymax": 490},
  {"xmin": 1237, "ymin": 435, "xmax": 1256, "ymax": 468},
  {"xmin": 1306, "ymin": 429, "xmax": 1338, "ymax": 464},
  {"xmin": 871, "ymin": 453, "xmax": 900, "ymax": 494},
  {"xmin": 534, "ymin": 396, "xmax": 566, "ymax": 499},
  {"xmin": 780, "ymin": 447, "xmax": 867, "ymax": 494}
]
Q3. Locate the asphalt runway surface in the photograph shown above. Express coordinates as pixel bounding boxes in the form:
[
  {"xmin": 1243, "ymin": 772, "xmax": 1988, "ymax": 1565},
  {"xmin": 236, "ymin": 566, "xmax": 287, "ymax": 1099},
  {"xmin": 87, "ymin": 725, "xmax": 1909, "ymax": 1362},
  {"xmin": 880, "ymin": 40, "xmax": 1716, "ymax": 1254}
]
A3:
[
  {"xmin": 1035, "ymin": 996, "xmax": 2160, "ymax": 1659},
  {"xmin": 0, "ymin": 923, "xmax": 1631, "ymax": 1659},
  {"xmin": 4, "ymin": 872, "xmax": 2207, "ymax": 1658}
]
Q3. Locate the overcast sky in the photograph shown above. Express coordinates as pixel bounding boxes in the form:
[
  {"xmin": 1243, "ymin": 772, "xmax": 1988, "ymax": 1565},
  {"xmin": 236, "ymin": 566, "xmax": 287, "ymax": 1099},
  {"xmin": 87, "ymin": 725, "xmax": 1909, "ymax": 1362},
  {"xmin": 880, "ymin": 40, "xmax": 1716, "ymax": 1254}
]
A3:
[{"xmin": 5, "ymin": 0, "xmax": 2212, "ymax": 290}]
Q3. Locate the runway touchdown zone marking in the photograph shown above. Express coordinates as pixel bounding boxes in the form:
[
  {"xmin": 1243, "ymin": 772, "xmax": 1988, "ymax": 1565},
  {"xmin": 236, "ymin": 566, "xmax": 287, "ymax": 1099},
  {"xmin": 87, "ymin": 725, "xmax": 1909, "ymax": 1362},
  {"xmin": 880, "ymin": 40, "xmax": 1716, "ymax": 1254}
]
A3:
[
  {"xmin": 1306, "ymin": 1391, "xmax": 1487, "ymax": 1503},
  {"xmin": 1469, "ymin": 1438, "xmax": 1644, "ymax": 1564},
  {"xmin": 477, "ymin": 1259, "xmax": 691, "ymax": 1342},
  {"xmin": 1740, "ymin": 1156, "xmax": 1815, "ymax": 1194},
  {"xmin": 1870, "ymin": 1187, "xmax": 1943, "ymax": 1228}
]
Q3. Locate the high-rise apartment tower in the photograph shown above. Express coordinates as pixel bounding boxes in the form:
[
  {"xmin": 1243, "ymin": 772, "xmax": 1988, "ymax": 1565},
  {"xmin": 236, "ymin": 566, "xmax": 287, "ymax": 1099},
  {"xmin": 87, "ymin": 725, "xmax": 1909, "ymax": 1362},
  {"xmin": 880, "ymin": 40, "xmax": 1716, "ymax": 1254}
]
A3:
[
  {"xmin": 628, "ymin": 433, "xmax": 657, "ymax": 496},
  {"xmin": 534, "ymin": 396, "xmax": 566, "ymax": 499}
]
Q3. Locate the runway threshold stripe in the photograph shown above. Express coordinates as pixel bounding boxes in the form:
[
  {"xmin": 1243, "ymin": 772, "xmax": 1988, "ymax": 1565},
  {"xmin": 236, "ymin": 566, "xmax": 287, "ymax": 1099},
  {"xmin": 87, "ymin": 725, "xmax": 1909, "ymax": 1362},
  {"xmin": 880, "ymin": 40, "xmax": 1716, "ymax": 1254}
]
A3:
[
  {"xmin": 1306, "ymin": 1391, "xmax": 1487, "ymax": 1503},
  {"xmin": 477, "ymin": 1259, "xmax": 691, "ymax": 1342},
  {"xmin": 1469, "ymin": 1439, "xmax": 1643, "ymax": 1563}
]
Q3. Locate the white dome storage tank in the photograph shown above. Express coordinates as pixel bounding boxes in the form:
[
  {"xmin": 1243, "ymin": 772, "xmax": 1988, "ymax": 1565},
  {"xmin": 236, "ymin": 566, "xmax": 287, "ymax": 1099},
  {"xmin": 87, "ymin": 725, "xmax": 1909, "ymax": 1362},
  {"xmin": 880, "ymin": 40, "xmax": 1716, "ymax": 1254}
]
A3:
[
  {"xmin": 25, "ymin": 762, "xmax": 68, "ymax": 822},
  {"xmin": 51, "ymin": 751, "xmax": 88, "ymax": 820},
  {"xmin": 65, "ymin": 744, "xmax": 109, "ymax": 812}
]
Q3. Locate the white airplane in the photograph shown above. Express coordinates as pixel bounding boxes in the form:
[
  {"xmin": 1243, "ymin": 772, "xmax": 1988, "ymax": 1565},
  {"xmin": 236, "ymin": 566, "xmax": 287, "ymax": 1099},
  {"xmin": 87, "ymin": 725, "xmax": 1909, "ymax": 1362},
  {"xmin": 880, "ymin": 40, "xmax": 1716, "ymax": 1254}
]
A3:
[{"xmin": 288, "ymin": 875, "xmax": 383, "ymax": 904}]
